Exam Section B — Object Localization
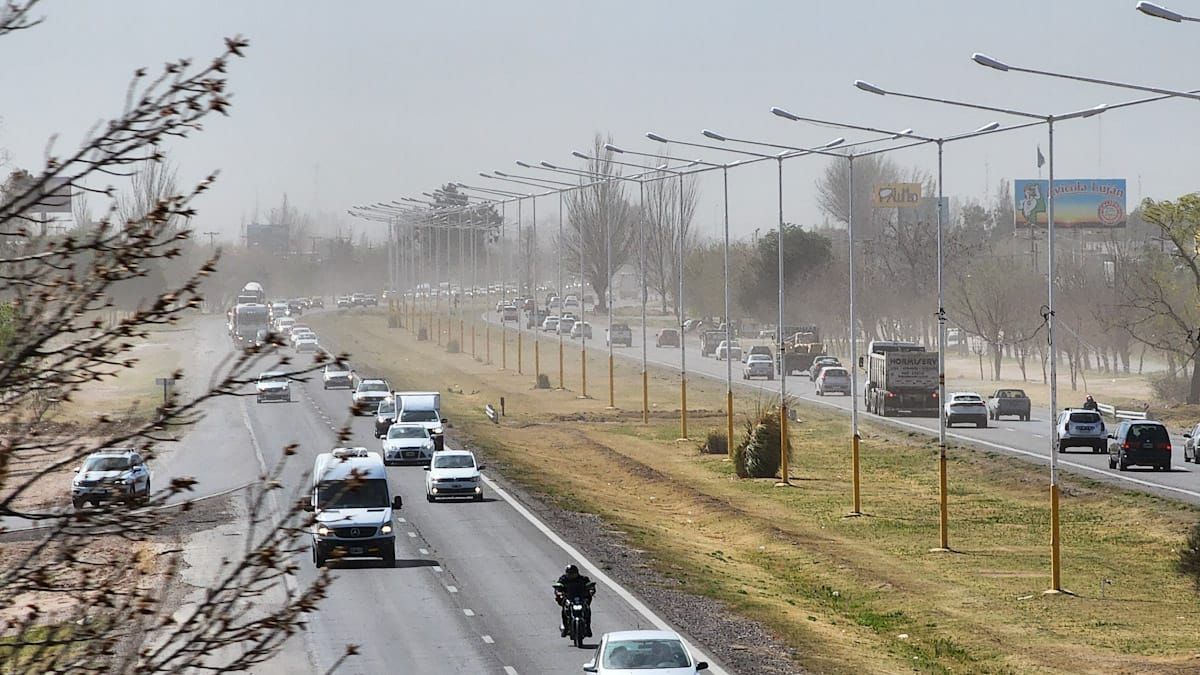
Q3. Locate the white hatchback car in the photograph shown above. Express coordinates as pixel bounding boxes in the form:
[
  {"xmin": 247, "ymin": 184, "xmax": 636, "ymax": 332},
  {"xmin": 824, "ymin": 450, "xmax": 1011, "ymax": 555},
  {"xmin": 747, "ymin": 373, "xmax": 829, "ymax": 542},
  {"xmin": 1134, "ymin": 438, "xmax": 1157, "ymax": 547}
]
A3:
[
  {"xmin": 424, "ymin": 449, "xmax": 484, "ymax": 502},
  {"xmin": 584, "ymin": 630, "xmax": 709, "ymax": 673}
]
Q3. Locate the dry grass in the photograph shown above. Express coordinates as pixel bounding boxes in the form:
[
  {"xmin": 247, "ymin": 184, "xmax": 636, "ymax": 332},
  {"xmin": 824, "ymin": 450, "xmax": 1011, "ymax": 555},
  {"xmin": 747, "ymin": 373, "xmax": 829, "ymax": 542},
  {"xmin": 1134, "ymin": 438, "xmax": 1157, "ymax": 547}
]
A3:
[{"xmin": 309, "ymin": 310, "xmax": 1200, "ymax": 675}]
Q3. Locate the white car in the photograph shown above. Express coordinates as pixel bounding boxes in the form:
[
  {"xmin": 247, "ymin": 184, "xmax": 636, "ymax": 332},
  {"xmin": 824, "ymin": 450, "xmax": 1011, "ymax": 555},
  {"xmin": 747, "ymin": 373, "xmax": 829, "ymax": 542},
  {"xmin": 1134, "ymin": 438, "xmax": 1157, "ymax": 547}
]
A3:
[
  {"xmin": 322, "ymin": 364, "xmax": 353, "ymax": 389},
  {"xmin": 295, "ymin": 337, "xmax": 320, "ymax": 353},
  {"xmin": 543, "ymin": 315, "xmax": 560, "ymax": 333},
  {"xmin": 583, "ymin": 630, "xmax": 709, "ymax": 674},
  {"xmin": 557, "ymin": 316, "xmax": 576, "ymax": 335},
  {"xmin": 742, "ymin": 354, "xmax": 774, "ymax": 380},
  {"xmin": 715, "ymin": 340, "xmax": 742, "ymax": 361},
  {"xmin": 352, "ymin": 378, "xmax": 391, "ymax": 415},
  {"xmin": 290, "ymin": 329, "xmax": 316, "ymax": 346},
  {"xmin": 381, "ymin": 423, "xmax": 435, "ymax": 465},
  {"xmin": 274, "ymin": 316, "xmax": 296, "ymax": 335},
  {"xmin": 425, "ymin": 449, "xmax": 484, "ymax": 502},
  {"xmin": 256, "ymin": 371, "xmax": 291, "ymax": 403},
  {"xmin": 945, "ymin": 392, "xmax": 988, "ymax": 428}
]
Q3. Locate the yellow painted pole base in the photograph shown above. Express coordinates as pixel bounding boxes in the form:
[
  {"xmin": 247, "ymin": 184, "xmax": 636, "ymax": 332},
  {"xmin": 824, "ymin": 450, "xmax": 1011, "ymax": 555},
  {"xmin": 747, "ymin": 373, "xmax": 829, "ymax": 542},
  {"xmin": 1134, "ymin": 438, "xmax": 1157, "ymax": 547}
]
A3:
[
  {"xmin": 938, "ymin": 451, "xmax": 949, "ymax": 550},
  {"xmin": 775, "ymin": 403, "xmax": 790, "ymax": 485},
  {"xmin": 485, "ymin": 325, "xmax": 491, "ymax": 364},
  {"xmin": 534, "ymin": 339, "xmax": 540, "ymax": 379},
  {"xmin": 517, "ymin": 333, "xmax": 523, "ymax": 374},
  {"xmin": 677, "ymin": 376, "xmax": 689, "ymax": 441},
  {"xmin": 642, "ymin": 371, "xmax": 649, "ymax": 424},
  {"xmin": 725, "ymin": 389, "xmax": 734, "ymax": 460},
  {"xmin": 557, "ymin": 341, "xmax": 565, "ymax": 390},
  {"xmin": 579, "ymin": 347, "xmax": 590, "ymax": 399},
  {"xmin": 1048, "ymin": 482, "xmax": 1063, "ymax": 593},
  {"xmin": 850, "ymin": 432, "xmax": 862, "ymax": 516},
  {"xmin": 606, "ymin": 355, "xmax": 616, "ymax": 409}
]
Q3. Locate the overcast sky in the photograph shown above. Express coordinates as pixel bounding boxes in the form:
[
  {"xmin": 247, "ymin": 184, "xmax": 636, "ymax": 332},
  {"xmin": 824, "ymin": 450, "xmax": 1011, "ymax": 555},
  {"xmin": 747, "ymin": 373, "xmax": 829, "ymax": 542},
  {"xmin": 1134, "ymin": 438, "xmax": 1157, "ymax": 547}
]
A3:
[{"xmin": 2, "ymin": 0, "xmax": 1198, "ymax": 243}]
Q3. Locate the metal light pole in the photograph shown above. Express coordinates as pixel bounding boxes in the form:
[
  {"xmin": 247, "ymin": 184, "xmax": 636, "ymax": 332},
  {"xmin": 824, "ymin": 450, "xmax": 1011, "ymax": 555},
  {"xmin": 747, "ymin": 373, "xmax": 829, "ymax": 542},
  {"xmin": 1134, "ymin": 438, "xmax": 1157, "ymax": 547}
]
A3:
[{"xmin": 851, "ymin": 80, "xmax": 1120, "ymax": 592}]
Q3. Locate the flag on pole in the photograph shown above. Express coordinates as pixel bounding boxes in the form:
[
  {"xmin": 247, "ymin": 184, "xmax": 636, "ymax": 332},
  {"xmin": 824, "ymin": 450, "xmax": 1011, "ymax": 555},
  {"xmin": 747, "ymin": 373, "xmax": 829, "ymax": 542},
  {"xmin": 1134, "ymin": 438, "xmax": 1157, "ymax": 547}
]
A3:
[{"xmin": 1036, "ymin": 145, "xmax": 1045, "ymax": 168}]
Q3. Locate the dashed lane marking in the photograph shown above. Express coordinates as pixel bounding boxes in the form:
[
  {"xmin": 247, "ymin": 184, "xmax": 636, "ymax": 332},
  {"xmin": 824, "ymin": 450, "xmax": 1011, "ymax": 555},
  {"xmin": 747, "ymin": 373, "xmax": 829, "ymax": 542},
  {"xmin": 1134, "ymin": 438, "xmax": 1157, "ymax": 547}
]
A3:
[
  {"xmin": 482, "ymin": 635, "xmax": 495, "ymax": 644},
  {"xmin": 419, "ymin": 548, "xmax": 429, "ymax": 555},
  {"xmin": 407, "ymin": 531, "xmax": 417, "ymax": 538},
  {"xmin": 503, "ymin": 667, "xmax": 517, "ymax": 675},
  {"xmin": 463, "ymin": 608, "xmax": 475, "ymax": 617},
  {"xmin": 446, "ymin": 585, "xmax": 458, "ymax": 593},
  {"xmin": 433, "ymin": 565, "xmax": 443, "ymax": 572}
]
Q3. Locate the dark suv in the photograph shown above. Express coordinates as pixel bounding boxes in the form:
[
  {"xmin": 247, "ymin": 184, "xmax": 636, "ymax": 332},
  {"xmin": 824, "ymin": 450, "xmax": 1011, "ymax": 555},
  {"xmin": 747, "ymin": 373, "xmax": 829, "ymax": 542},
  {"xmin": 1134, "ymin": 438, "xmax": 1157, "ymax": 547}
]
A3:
[{"xmin": 1108, "ymin": 420, "xmax": 1172, "ymax": 471}]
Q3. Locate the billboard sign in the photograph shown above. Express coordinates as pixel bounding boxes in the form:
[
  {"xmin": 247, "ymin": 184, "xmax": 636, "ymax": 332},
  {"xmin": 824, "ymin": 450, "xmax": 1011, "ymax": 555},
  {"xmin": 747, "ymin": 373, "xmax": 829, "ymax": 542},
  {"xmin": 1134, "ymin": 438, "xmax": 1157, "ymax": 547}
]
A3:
[
  {"xmin": 1014, "ymin": 178, "xmax": 1126, "ymax": 229},
  {"xmin": 871, "ymin": 182, "xmax": 922, "ymax": 208}
]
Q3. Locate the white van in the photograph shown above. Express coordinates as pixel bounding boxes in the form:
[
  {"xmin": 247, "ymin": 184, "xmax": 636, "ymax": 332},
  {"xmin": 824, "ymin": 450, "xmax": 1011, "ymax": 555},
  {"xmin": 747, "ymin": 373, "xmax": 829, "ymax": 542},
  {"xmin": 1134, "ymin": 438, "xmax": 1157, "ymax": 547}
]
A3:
[
  {"xmin": 309, "ymin": 448, "xmax": 402, "ymax": 567},
  {"xmin": 396, "ymin": 391, "xmax": 446, "ymax": 451}
]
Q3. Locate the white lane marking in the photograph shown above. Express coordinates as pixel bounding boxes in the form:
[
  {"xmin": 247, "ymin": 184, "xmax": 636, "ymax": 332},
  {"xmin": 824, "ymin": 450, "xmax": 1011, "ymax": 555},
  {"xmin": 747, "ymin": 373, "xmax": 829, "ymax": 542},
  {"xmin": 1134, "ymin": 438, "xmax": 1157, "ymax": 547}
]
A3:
[
  {"xmin": 433, "ymin": 565, "xmax": 443, "ymax": 572},
  {"xmin": 446, "ymin": 585, "xmax": 458, "ymax": 593},
  {"xmin": 463, "ymin": 608, "xmax": 475, "ymax": 617},
  {"xmin": 1032, "ymin": 433, "xmax": 1045, "ymax": 438},
  {"xmin": 407, "ymin": 531, "xmax": 417, "ymax": 538},
  {"xmin": 503, "ymin": 667, "xmax": 517, "ymax": 675},
  {"xmin": 397, "ymin": 517, "xmax": 407, "ymax": 523},
  {"xmin": 419, "ymin": 548, "xmax": 429, "ymax": 555},
  {"xmin": 479, "ymin": 473, "xmax": 729, "ymax": 675},
  {"xmin": 482, "ymin": 635, "xmax": 495, "ymax": 644}
]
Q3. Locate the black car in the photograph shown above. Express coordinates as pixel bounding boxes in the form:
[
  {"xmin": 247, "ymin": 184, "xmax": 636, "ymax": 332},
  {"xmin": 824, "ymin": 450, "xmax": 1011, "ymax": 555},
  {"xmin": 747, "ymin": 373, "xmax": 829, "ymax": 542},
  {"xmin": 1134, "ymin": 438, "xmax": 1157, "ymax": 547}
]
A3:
[
  {"xmin": 1108, "ymin": 420, "xmax": 1172, "ymax": 471},
  {"xmin": 374, "ymin": 398, "xmax": 397, "ymax": 438},
  {"xmin": 287, "ymin": 299, "xmax": 304, "ymax": 316}
]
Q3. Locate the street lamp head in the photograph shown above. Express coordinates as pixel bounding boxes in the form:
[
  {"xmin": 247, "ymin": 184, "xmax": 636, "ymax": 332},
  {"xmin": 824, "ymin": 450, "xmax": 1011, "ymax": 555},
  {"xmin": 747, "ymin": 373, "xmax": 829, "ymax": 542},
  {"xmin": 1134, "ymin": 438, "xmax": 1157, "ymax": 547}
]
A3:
[
  {"xmin": 701, "ymin": 129, "xmax": 727, "ymax": 141},
  {"xmin": 895, "ymin": 128, "xmax": 915, "ymax": 138},
  {"xmin": 494, "ymin": 170, "xmax": 510, "ymax": 177},
  {"xmin": 821, "ymin": 137, "xmax": 846, "ymax": 149},
  {"xmin": 1137, "ymin": 1, "xmax": 1184, "ymax": 21},
  {"xmin": 572, "ymin": 150, "xmax": 590, "ymax": 160},
  {"xmin": 769, "ymin": 106, "xmax": 800, "ymax": 121},
  {"xmin": 1082, "ymin": 103, "xmax": 1108, "ymax": 118},
  {"xmin": 972, "ymin": 53, "xmax": 1011, "ymax": 72},
  {"xmin": 974, "ymin": 121, "xmax": 1001, "ymax": 133},
  {"xmin": 854, "ymin": 80, "xmax": 887, "ymax": 95},
  {"xmin": 516, "ymin": 160, "xmax": 532, "ymax": 168},
  {"xmin": 478, "ymin": 172, "xmax": 492, "ymax": 179},
  {"xmin": 603, "ymin": 143, "xmax": 625, "ymax": 153},
  {"xmin": 645, "ymin": 132, "xmax": 669, "ymax": 143},
  {"xmin": 540, "ymin": 161, "xmax": 558, "ymax": 169}
]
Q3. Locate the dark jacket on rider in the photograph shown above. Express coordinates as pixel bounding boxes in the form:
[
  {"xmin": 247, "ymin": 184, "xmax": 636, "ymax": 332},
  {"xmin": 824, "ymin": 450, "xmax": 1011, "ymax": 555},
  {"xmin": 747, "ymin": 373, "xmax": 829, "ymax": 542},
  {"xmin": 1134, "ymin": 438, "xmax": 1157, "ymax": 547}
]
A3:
[{"xmin": 553, "ymin": 573, "xmax": 595, "ymax": 601}]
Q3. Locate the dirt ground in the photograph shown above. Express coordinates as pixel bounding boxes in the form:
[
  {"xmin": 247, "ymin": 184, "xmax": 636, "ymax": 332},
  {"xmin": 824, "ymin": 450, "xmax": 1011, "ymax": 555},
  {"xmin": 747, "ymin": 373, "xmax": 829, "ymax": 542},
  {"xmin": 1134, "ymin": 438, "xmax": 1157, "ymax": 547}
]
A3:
[{"xmin": 311, "ymin": 309, "xmax": 1200, "ymax": 675}]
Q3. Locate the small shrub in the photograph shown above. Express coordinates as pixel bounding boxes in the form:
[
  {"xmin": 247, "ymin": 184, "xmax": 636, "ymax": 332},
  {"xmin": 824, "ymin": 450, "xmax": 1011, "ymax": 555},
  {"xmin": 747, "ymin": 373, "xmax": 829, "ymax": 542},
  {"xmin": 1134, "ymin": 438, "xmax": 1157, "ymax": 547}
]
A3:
[
  {"xmin": 446, "ymin": 339, "xmax": 460, "ymax": 354},
  {"xmin": 735, "ymin": 398, "xmax": 794, "ymax": 479},
  {"xmin": 731, "ymin": 442, "xmax": 748, "ymax": 478},
  {"xmin": 1178, "ymin": 520, "xmax": 1200, "ymax": 591},
  {"xmin": 700, "ymin": 428, "xmax": 728, "ymax": 455},
  {"xmin": 535, "ymin": 373, "xmax": 551, "ymax": 389},
  {"xmin": 1149, "ymin": 371, "xmax": 1190, "ymax": 404}
]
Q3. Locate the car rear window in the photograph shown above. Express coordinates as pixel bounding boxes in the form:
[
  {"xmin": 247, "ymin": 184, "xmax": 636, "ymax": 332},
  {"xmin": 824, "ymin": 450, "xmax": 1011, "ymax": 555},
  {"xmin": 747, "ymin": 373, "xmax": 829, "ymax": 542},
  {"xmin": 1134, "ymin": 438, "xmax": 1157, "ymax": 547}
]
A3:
[
  {"xmin": 1069, "ymin": 412, "xmax": 1101, "ymax": 424},
  {"xmin": 1127, "ymin": 424, "xmax": 1169, "ymax": 443},
  {"xmin": 823, "ymin": 368, "xmax": 848, "ymax": 377}
]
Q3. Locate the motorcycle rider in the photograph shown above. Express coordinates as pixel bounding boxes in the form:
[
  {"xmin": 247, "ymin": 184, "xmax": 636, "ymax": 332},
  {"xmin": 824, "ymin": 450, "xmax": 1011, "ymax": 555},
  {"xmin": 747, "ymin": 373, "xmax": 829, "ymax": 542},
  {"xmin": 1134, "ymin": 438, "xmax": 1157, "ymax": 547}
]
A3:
[
  {"xmin": 1083, "ymin": 395, "xmax": 1099, "ymax": 411},
  {"xmin": 553, "ymin": 563, "xmax": 596, "ymax": 637}
]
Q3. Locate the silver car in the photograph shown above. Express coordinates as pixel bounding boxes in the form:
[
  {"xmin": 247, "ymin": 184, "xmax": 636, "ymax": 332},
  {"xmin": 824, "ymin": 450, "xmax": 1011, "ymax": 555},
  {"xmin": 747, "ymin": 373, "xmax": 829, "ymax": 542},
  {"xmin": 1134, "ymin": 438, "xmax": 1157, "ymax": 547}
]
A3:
[
  {"xmin": 1056, "ymin": 409, "xmax": 1107, "ymax": 453},
  {"xmin": 742, "ymin": 354, "xmax": 774, "ymax": 380},
  {"xmin": 815, "ymin": 366, "xmax": 851, "ymax": 395}
]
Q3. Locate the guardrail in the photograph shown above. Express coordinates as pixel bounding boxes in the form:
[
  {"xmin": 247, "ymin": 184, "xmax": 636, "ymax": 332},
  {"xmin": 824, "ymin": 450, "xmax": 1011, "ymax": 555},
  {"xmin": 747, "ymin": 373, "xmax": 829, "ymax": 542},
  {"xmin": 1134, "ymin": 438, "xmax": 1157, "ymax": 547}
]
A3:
[
  {"xmin": 485, "ymin": 403, "xmax": 499, "ymax": 424},
  {"xmin": 1097, "ymin": 402, "xmax": 1149, "ymax": 421}
]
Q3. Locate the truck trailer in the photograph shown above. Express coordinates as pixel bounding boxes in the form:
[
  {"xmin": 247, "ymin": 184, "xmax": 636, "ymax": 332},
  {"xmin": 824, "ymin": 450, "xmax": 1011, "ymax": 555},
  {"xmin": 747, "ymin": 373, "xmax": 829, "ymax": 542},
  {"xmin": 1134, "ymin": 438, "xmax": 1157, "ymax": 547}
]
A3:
[{"xmin": 863, "ymin": 341, "xmax": 938, "ymax": 417}]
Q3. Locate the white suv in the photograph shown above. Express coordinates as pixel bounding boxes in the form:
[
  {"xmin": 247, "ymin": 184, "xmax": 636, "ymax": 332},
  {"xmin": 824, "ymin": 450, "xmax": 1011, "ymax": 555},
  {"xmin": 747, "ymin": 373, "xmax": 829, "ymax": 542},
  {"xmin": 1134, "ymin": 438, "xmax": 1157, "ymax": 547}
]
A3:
[
  {"xmin": 1056, "ymin": 409, "xmax": 1107, "ymax": 453},
  {"xmin": 352, "ymin": 378, "xmax": 391, "ymax": 415},
  {"xmin": 425, "ymin": 450, "xmax": 484, "ymax": 502}
]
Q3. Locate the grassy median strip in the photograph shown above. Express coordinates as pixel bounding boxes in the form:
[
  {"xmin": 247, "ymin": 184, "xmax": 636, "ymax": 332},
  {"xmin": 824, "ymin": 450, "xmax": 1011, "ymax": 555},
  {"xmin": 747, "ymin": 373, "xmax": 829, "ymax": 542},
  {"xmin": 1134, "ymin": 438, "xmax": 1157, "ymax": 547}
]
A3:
[{"xmin": 311, "ymin": 311, "xmax": 1200, "ymax": 674}]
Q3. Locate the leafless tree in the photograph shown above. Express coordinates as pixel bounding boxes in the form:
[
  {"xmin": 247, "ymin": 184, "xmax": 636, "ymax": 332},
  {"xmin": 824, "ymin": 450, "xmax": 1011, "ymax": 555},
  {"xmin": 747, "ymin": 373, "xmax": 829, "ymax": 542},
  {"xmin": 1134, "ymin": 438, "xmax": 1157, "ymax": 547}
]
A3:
[
  {"xmin": 641, "ymin": 162, "xmax": 698, "ymax": 317},
  {"xmin": 562, "ymin": 134, "xmax": 639, "ymax": 311},
  {"xmin": 0, "ymin": 6, "xmax": 350, "ymax": 671}
]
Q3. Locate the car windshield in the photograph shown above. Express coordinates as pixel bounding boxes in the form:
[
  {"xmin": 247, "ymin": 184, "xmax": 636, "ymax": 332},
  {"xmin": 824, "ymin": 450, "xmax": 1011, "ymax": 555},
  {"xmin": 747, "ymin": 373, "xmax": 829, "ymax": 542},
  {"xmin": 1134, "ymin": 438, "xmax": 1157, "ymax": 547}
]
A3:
[
  {"xmin": 400, "ymin": 410, "xmax": 438, "ymax": 422},
  {"xmin": 359, "ymin": 382, "xmax": 388, "ymax": 392},
  {"xmin": 388, "ymin": 426, "xmax": 428, "ymax": 439},
  {"xmin": 602, "ymin": 639, "xmax": 690, "ymax": 669},
  {"xmin": 1069, "ymin": 412, "xmax": 1101, "ymax": 423},
  {"xmin": 433, "ymin": 454, "xmax": 475, "ymax": 469},
  {"xmin": 259, "ymin": 372, "xmax": 286, "ymax": 382},
  {"xmin": 326, "ymin": 366, "xmax": 348, "ymax": 375},
  {"xmin": 377, "ymin": 401, "xmax": 395, "ymax": 415},
  {"xmin": 748, "ymin": 355, "xmax": 770, "ymax": 363},
  {"xmin": 83, "ymin": 456, "xmax": 131, "ymax": 472},
  {"xmin": 316, "ymin": 478, "xmax": 390, "ymax": 509}
]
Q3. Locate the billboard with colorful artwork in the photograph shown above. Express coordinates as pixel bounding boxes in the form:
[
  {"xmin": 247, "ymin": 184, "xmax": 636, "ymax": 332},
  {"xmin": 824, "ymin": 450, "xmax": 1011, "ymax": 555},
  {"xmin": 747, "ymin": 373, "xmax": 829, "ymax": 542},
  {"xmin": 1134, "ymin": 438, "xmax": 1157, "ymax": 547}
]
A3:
[{"xmin": 1014, "ymin": 178, "xmax": 1126, "ymax": 229}]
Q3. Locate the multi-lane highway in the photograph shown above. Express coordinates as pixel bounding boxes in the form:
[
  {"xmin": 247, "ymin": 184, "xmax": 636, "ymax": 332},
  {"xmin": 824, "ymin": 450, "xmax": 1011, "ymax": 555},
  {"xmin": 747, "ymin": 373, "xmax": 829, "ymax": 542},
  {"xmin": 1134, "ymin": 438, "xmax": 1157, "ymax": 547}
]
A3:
[
  {"xmin": 229, "ymin": 315, "xmax": 726, "ymax": 674},
  {"xmin": 489, "ymin": 310, "xmax": 1200, "ymax": 507}
]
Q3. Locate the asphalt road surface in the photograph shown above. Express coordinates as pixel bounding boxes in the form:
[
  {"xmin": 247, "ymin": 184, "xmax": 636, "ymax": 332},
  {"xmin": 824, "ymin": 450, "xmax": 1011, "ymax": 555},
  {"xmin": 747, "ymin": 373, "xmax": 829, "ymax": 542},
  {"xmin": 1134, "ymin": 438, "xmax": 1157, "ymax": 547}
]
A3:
[
  {"xmin": 488, "ymin": 310, "xmax": 1200, "ymax": 507},
  {"xmin": 236, "ymin": 319, "xmax": 727, "ymax": 674}
]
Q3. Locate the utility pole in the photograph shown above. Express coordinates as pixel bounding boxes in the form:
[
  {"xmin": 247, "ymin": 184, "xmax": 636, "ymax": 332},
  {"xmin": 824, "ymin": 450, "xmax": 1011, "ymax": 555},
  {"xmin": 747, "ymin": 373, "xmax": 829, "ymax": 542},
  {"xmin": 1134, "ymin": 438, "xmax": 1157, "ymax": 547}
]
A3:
[{"xmin": 203, "ymin": 231, "xmax": 219, "ymax": 248}]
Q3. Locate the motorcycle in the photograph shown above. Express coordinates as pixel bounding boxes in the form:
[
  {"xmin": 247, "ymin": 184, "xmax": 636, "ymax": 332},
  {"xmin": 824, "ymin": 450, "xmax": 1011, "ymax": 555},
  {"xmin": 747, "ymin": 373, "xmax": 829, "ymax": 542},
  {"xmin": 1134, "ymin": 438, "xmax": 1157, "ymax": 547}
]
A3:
[{"xmin": 563, "ymin": 594, "xmax": 592, "ymax": 648}]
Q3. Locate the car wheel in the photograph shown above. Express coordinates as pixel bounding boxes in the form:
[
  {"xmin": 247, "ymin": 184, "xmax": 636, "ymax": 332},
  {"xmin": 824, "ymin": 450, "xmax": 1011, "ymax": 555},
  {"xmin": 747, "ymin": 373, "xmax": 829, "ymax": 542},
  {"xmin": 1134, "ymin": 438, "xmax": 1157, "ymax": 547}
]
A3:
[
  {"xmin": 256, "ymin": 396, "xmax": 263, "ymax": 404},
  {"xmin": 977, "ymin": 421, "xmax": 986, "ymax": 429},
  {"xmin": 72, "ymin": 498, "xmax": 84, "ymax": 509},
  {"xmin": 323, "ymin": 384, "xmax": 328, "ymax": 390},
  {"xmin": 1119, "ymin": 454, "xmax": 1128, "ymax": 471},
  {"xmin": 382, "ymin": 547, "xmax": 396, "ymax": 568},
  {"xmin": 816, "ymin": 389, "xmax": 822, "ymax": 396},
  {"xmin": 426, "ymin": 493, "xmax": 435, "ymax": 503},
  {"xmin": 768, "ymin": 375, "xmax": 774, "ymax": 381},
  {"xmin": 474, "ymin": 493, "xmax": 484, "ymax": 502},
  {"xmin": 1161, "ymin": 464, "xmax": 1170, "ymax": 472},
  {"xmin": 1108, "ymin": 456, "xmax": 1116, "ymax": 469},
  {"xmin": 313, "ymin": 547, "xmax": 325, "ymax": 568}
]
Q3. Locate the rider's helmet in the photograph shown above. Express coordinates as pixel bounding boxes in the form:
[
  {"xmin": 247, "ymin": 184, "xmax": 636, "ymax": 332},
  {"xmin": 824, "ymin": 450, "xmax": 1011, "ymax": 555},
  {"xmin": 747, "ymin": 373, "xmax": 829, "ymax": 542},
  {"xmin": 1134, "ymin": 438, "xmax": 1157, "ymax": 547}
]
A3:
[
  {"xmin": 564, "ymin": 564, "xmax": 580, "ymax": 578},
  {"xmin": 1086, "ymin": 394, "xmax": 1095, "ymax": 402}
]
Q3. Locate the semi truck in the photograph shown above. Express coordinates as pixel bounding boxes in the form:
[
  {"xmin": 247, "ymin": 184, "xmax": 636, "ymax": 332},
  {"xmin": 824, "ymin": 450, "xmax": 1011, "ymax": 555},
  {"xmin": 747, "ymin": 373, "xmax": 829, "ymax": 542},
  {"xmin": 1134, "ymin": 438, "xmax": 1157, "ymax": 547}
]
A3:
[
  {"xmin": 230, "ymin": 303, "xmax": 270, "ymax": 345},
  {"xmin": 236, "ymin": 281, "xmax": 266, "ymax": 305},
  {"xmin": 862, "ymin": 340, "xmax": 939, "ymax": 417}
]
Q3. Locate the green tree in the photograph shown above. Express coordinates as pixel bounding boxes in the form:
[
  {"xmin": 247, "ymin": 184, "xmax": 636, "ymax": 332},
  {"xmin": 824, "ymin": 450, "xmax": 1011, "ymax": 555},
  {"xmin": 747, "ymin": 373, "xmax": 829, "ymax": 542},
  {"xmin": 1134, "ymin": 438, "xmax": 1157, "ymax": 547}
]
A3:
[
  {"xmin": 737, "ymin": 224, "xmax": 832, "ymax": 321},
  {"xmin": 1109, "ymin": 194, "xmax": 1200, "ymax": 403}
]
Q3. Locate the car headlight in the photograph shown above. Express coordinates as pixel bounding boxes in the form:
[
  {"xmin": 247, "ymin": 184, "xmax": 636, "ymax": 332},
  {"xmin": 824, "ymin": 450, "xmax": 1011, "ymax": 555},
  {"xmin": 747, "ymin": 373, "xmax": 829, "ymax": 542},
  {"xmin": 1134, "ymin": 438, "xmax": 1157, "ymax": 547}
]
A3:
[
  {"xmin": 432, "ymin": 427, "xmax": 444, "ymax": 435},
  {"xmin": 114, "ymin": 478, "xmax": 128, "ymax": 485},
  {"xmin": 380, "ymin": 524, "xmax": 392, "ymax": 534},
  {"xmin": 317, "ymin": 526, "xmax": 330, "ymax": 536}
]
